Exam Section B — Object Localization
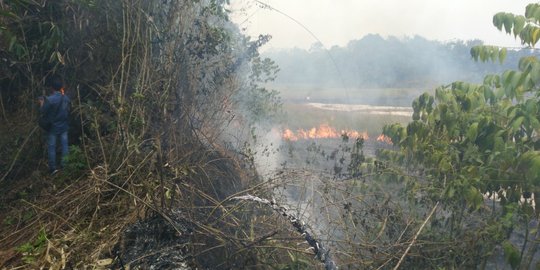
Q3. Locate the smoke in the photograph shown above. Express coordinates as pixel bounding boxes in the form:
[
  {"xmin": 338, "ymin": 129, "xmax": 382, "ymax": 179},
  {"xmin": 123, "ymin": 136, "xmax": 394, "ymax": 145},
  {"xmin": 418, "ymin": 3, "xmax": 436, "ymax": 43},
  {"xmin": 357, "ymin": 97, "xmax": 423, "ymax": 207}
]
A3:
[{"xmin": 253, "ymin": 127, "xmax": 283, "ymax": 178}]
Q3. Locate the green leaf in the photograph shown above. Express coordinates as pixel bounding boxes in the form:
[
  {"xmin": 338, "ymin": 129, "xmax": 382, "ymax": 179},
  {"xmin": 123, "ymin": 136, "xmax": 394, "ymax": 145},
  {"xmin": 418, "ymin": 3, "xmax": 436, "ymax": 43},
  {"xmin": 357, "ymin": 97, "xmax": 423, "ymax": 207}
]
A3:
[
  {"xmin": 465, "ymin": 186, "xmax": 483, "ymax": 210},
  {"xmin": 502, "ymin": 240, "xmax": 521, "ymax": 269},
  {"xmin": 439, "ymin": 158, "xmax": 452, "ymax": 172},
  {"xmin": 493, "ymin": 12, "xmax": 505, "ymax": 31},
  {"xmin": 527, "ymin": 155, "xmax": 540, "ymax": 185},
  {"xmin": 503, "ymin": 13, "xmax": 514, "ymax": 34},
  {"xmin": 527, "ymin": 4, "xmax": 540, "ymax": 24},
  {"xmin": 525, "ymin": 99, "xmax": 538, "ymax": 114},
  {"xmin": 531, "ymin": 27, "xmax": 540, "ymax": 46},
  {"xmin": 447, "ymin": 186, "xmax": 455, "ymax": 198},
  {"xmin": 513, "ymin": 16, "xmax": 526, "ymax": 37},
  {"xmin": 495, "ymin": 93, "xmax": 505, "ymax": 105},
  {"xmin": 467, "ymin": 122, "xmax": 479, "ymax": 141},
  {"xmin": 511, "ymin": 116, "xmax": 525, "ymax": 131},
  {"xmin": 531, "ymin": 63, "xmax": 540, "ymax": 84},
  {"xmin": 508, "ymin": 71, "xmax": 523, "ymax": 92},
  {"xmin": 483, "ymin": 87, "xmax": 496, "ymax": 104},
  {"xmin": 0, "ymin": 10, "xmax": 20, "ymax": 20},
  {"xmin": 494, "ymin": 136, "xmax": 505, "ymax": 152},
  {"xmin": 535, "ymin": 7, "xmax": 540, "ymax": 23},
  {"xmin": 499, "ymin": 48, "xmax": 507, "ymax": 64},
  {"xmin": 470, "ymin": 46, "xmax": 481, "ymax": 61},
  {"xmin": 530, "ymin": 117, "xmax": 540, "ymax": 130},
  {"xmin": 525, "ymin": 4, "xmax": 539, "ymax": 19},
  {"xmin": 8, "ymin": 36, "xmax": 16, "ymax": 51},
  {"xmin": 518, "ymin": 56, "xmax": 537, "ymax": 71},
  {"xmin": 502, "ymin": 70, "xmax": 514, "ymax": 87},
  {"xmin": 490, "ymin": 49, "xmax": 498, "ymax": 62}
]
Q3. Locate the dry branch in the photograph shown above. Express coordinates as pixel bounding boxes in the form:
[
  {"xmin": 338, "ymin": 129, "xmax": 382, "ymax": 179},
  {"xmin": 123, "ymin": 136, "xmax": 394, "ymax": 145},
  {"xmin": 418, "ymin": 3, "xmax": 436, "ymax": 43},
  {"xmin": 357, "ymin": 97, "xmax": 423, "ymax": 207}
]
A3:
[
  {"xmin": 232, "ymin": 194, "xmax": 338, "ymax": 270},
  {"xmin": 393, "ymin": 201, "xmax": 439, "ymax": 270}
]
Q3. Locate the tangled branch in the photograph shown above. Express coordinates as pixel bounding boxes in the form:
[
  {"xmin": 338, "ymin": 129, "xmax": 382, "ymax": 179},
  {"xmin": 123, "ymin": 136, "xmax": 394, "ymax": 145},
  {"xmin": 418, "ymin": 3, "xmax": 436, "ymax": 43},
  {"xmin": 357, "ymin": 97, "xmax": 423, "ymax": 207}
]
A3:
[{"xmin": 232, "ymin": 194, "xmax": 338, "ymax": 270}]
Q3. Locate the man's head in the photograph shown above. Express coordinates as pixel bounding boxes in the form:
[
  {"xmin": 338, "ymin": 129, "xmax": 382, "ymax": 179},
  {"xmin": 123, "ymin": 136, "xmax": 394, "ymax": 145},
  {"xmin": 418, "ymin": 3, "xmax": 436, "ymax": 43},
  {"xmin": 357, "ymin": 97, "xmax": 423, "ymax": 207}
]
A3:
[{"xmin": 47, "ymin": 75, "xmax": 63, "ymax": 92}]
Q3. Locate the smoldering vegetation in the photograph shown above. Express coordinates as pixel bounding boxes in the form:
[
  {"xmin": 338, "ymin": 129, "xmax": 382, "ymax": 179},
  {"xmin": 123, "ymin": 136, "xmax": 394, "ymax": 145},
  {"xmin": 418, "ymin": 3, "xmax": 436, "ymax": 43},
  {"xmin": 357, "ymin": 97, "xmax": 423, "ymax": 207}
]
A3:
[
  {"xmin": 255, "ymin": 135, "xmax": 421, "ymax": 268},
  {"xmin": 254, "ymin": 133, "xmax": 540, "ymax": 269}
]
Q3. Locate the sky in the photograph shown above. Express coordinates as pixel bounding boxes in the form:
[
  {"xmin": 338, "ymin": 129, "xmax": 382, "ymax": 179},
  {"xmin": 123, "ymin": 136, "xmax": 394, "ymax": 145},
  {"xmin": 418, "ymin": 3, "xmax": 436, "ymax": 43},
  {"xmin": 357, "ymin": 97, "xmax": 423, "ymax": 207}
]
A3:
[{"xmin": 229, "ymin": 0, "xmax": 536, "ymax": 51}]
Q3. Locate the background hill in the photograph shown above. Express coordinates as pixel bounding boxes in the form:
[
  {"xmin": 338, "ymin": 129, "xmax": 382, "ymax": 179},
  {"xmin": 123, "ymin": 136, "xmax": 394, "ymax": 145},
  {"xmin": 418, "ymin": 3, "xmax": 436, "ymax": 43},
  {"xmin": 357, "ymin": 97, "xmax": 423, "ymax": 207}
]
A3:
[{"xmin": 264, "ymin": 34, "xmax": 533, "ymax": 89}]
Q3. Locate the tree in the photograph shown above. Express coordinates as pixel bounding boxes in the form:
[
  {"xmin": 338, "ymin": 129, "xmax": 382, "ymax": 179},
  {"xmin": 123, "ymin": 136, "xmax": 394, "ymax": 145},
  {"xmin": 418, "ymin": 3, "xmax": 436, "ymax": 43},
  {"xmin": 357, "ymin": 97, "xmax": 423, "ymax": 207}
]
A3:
[{"xmin": 382, "ymin": 3, "xmax": 540, "ymax": 268}]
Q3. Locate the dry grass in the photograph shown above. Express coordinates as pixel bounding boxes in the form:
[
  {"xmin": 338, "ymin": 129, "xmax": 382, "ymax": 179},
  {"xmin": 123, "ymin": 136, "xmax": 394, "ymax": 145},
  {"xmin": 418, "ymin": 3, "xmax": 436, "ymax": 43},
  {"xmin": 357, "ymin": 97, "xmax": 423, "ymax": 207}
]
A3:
[
  {"xmin": 281, "ymin": 103, "xmax": 411, "ymax": 137},
  {"xmin": 0, "ymin": 1, "xmax": 326, "ymax": 269}
]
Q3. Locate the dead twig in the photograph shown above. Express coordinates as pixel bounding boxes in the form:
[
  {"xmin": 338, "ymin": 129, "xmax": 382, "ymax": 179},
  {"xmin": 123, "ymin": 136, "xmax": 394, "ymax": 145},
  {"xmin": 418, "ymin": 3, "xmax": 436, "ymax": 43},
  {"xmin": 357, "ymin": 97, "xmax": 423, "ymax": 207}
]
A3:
[
  {"xmin": 393, "ymin": 201, "xmax": 439, "ymax": 270},
  {"xmin": 232, "ymin": 194, "xmax": 338, "ymax": 270}
]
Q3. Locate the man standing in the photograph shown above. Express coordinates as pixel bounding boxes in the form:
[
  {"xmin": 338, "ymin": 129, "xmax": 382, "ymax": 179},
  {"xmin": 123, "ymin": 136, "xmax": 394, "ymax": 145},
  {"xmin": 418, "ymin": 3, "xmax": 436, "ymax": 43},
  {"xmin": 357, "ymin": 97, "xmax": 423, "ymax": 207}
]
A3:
[{"xmin": 39, "ymin": 76, "xmax": 71, "ymax": 175}]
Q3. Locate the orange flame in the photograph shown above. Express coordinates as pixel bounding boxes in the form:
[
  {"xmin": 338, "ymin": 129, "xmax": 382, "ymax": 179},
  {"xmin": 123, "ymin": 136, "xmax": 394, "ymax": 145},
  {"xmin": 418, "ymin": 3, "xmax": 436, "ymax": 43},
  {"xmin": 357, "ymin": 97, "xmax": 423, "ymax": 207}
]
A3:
[
  {"xmin": 282, "ymin": 129, "xmax": 298, "ymax": 141},
  {"xmin": 376, "ymin": 134, "xmax": 393, "ymax": 145},
  {"xmin": 282, "ymin": 124, "xmax": 369, "ymax": 141}
]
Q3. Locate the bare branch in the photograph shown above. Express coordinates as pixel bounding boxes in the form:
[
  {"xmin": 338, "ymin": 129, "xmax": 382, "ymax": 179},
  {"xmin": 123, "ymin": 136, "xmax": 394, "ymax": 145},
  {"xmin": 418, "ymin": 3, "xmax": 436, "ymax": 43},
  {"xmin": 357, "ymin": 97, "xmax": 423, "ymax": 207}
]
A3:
[{"xmin": 232, "ymin": 194, "xmax": 338, "ymax": 270}]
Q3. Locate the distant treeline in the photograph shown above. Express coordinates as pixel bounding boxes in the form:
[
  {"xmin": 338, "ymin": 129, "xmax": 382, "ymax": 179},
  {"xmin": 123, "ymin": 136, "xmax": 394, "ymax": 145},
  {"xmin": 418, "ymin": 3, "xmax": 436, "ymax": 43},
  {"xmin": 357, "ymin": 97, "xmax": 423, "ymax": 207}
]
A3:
[{"xmin": 263, "ymin": 34, "xmax": 534, "ymax": 88}]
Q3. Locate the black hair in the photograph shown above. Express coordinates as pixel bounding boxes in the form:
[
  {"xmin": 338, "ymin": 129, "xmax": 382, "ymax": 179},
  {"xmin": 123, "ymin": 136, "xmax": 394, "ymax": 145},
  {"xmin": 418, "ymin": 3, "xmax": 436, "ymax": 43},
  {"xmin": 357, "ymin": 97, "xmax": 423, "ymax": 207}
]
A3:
[{"xmin": 47, "ymin": 75, "xmax": 63, "ymax": 91}]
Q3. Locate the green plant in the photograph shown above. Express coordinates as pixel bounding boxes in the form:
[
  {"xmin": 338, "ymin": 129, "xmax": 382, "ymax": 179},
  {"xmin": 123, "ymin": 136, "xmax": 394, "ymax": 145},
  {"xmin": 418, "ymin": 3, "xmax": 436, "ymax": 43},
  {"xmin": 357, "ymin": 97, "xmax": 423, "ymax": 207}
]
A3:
[
  {"xmin": 62, "ymin": 145, "xmax": 87, "ymax": 175},
  {"xmin": 16, "ymin": 229, "xmax": 48, "ymax": 264},
  {"xmin": 380, "ymin": 3, "xmax": 540, "ymax": 268},
  {"xmin": 2, "ymin": 215, "xmax": 15, "ymax": 225}
]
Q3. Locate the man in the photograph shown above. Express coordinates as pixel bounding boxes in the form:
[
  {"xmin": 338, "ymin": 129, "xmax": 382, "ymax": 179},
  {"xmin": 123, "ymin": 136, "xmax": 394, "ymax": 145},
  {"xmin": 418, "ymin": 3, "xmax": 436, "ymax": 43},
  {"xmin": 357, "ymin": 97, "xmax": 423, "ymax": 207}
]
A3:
[{"xmin": 39, "ymin": 76, "xmax": 71, "ymax": 175}]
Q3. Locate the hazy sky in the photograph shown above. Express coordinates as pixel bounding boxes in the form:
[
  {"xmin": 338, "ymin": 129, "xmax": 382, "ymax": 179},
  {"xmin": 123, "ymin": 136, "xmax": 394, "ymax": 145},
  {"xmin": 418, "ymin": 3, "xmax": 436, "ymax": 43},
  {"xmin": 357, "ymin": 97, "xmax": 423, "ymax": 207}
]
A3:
[{"xmin": 230, "ymin": 0, "xmax": 535, "ymax": 51}]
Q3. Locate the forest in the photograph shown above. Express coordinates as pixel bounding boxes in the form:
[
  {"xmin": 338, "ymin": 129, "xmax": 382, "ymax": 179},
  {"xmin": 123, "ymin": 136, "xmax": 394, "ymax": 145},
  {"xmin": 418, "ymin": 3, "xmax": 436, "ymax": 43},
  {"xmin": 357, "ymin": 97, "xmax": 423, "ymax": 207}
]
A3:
[
  {"xmin": 264, "ymin": 34, "xmax": 533, "ymax": 89},
  {"xmin": 1, "ymin": 0, "xmax": 540, "ymax": 269}
]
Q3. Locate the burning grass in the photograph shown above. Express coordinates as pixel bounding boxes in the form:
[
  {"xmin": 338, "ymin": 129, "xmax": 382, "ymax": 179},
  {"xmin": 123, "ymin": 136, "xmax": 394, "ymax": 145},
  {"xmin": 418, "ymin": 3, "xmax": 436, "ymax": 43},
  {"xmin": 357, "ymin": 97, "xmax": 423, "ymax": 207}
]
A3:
[
  {"xmin": 282, "ymin": 124, "xmax": 369, "ymax": 141},
  {"xmin": 281, "ymin": 103, "xmax": 411, "ymax": 138}
]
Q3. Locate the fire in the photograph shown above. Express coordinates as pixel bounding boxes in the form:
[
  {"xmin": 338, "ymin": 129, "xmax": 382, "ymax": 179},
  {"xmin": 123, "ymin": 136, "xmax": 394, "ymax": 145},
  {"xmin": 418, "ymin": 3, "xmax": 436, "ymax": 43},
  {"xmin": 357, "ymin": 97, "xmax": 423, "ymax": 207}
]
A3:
[
  {"xmin": 282, "ymin": 129, "xmax": 298, "ymax": 141},
  {"xmin": 281, "ymin": 124, "xmax": 394, "ymax": 145},
  {"xmin": 282, "ymin": 124, "xmax": 369, "ymax": 141},
  {"xmin": 376, "ymin": 134, "xmax": 393, "ymax": 145}
]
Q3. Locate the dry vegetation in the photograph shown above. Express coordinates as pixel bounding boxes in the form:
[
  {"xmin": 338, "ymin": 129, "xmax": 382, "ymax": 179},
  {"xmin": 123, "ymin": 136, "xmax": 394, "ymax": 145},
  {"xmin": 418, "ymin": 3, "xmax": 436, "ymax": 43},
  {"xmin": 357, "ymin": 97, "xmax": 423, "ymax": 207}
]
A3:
[
  {"xmin": 0, "ymin": 0, "xmax": 318, "ymax": 268},
  {"xmin": 2, "ymin": 1, "xmax": 535, "ymax": 269}
]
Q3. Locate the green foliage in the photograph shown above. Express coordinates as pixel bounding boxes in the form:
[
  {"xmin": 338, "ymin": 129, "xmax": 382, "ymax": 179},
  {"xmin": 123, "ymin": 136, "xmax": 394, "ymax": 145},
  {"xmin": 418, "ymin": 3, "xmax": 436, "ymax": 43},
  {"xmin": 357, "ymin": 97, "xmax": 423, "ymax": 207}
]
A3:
[
  {"xmin": 474, "ymin": 4, "xmax": 540, "ymax": 64},
  {"xmin": 238, "ymin": 55, "xmax": 283, "ymax": 124},
  {"xmin": 2, "ymin": 215, "xmax": 15, "ymax": 225},
  {"xmin": 381, "ymin": 71, "xmax": 540, "ymax": 262},
  {"xmin": 62, "ymin": 145, "xmax": 87, "ymax": 176},
  {"xmin": 16, "ymin": 229, "xmax": 48, "ymax": 264},
  {"xmin": 470, "ymin": 45, "xmax": 507, "ymax": 63},
  {"xmin": 380, "ymin": 3, "xmax": 540, "ymax": 268},
  {"xmin": 384, "ymin": 57, "xmax": 540, "ymax": 205},
  {"xmin": 0, "ymin": 0, "xmax": 65, "ymax": 70},
  {"xmin": 493, "ymin": 7, "xmax": 540, "ymax": 47},
  {"xmin": 502, "ymin": 240, "xmax": 521, "ymax": 269}
]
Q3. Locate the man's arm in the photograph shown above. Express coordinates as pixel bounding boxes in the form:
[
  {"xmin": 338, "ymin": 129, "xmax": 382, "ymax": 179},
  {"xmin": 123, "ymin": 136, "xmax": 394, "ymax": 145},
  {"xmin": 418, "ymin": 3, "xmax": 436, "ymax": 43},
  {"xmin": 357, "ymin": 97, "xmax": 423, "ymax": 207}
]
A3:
[{"xmin": 40, "ymin": 97, "xmax": 50, "ymax": 114}]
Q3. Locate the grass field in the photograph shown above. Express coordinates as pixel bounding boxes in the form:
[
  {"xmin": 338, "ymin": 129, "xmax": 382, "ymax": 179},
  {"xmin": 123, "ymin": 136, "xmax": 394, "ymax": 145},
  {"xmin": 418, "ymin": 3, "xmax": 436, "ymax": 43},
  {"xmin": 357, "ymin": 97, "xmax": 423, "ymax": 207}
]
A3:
[
  {"xmin": 270, "ymin": 84, "xmax": 435, "ymax": 107},
  {"xmin": 280, "ymin": 103, "xmax": 412, "ymax": 138},
  {"xmin": 273, "ymin": 85, "xmax": 426, "ymax": 137}
]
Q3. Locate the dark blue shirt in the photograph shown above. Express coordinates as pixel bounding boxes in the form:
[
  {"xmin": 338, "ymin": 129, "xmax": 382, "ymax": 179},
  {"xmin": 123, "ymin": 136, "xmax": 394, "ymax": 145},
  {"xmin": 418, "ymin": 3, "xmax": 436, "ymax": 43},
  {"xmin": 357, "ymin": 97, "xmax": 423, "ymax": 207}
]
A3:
[{"xmin": 40, "ymin": 91, "xmax": 70, "ymax": 134}]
